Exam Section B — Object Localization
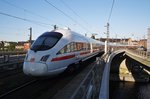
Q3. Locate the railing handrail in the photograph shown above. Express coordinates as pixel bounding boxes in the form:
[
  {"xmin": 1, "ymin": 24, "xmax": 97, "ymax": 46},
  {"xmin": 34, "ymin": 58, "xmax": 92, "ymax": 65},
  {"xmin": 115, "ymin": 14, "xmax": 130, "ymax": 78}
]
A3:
[
  {"xmin": 70, "ymin": 57, "xmax": 104, "ymax": 99},
  {"xmin": 52, "ymin": 56, "xmax": 105, "ymax": 99},
  {"xmin": 126, "ymin": 49, "xmax": 150, "ymax": 59},
  {"xmin": 99, "ymin": 50, "xmax": 125, "ymax": 99},
  {"xmin": 0, "ymin": 51, "xmax": 27, "ymax": 56},
  {"xmin": 0, "ymin": 51, "xmax": 26, "ymax": 63}
]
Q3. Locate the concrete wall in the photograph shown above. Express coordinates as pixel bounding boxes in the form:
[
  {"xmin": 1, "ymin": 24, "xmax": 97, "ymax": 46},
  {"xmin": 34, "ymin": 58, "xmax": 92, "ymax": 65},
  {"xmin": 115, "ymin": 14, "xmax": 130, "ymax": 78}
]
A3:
[{"xmin": 147, "ymin": 28, "xmax": 150, "ymax": 52}]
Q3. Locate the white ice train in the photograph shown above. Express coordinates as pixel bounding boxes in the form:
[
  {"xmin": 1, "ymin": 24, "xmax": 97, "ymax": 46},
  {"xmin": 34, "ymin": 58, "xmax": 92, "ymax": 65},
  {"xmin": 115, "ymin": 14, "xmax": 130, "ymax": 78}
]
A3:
[{"xmin": 23, "ymin": 28, "xmax": 105, "ymax": 76}]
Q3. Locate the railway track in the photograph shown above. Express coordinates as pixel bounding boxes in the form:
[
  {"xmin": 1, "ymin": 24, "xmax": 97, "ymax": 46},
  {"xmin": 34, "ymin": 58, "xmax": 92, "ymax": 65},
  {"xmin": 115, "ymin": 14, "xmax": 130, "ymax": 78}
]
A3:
[
  {"xmin": 0, "ymin": 53, "xmax": 24, "ymax": 79},
  {"xmin": 0, "ymin": 56, "xmax": 98, "ymax": 99},
  {"xmin": 0, "ymin": 72, "xmax": 76, "ymax": 99},
  {"xmin": 0, "ymin": 79, "xmax": 37, "ymax": 98},
  {"xmin": 0, "ymin": 71, "xmax": 35, "ymax": 97},
  {"xmin": 0, "ymin": 62, "xmax": 23, "ymax": 79}
]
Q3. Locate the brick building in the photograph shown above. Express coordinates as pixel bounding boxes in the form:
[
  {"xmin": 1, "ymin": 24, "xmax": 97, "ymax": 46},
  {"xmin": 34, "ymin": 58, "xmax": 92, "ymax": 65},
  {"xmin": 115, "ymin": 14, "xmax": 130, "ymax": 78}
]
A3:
[
  {"xmin": 138, "ymin": 39, "xmax": 147, "ymax": 49},
  {"xmin": 97, "ymin": 38, "xmax": 133, "ymax": 45}
]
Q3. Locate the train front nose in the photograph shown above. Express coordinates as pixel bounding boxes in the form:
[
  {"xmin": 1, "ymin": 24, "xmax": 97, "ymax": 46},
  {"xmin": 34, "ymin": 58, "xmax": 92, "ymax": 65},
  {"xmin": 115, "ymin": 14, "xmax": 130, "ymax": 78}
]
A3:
[{"xmin": 23, "ymin": 62, "xmax": 48, "ymax": 76}]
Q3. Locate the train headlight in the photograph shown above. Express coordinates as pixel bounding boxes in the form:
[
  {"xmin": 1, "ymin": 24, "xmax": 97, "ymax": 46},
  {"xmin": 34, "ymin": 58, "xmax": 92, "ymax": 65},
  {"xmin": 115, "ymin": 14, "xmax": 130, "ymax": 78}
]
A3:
[{"xmin": 40, "ymin": 55, "xmax": 50, "ymax": 62}]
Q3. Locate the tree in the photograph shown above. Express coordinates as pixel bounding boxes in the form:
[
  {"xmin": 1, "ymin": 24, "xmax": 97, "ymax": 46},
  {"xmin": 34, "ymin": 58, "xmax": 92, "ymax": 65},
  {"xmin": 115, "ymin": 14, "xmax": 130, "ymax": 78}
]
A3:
[{"xmin": 0, "ymin": 41, "xmax": 4, "ymax": 51}]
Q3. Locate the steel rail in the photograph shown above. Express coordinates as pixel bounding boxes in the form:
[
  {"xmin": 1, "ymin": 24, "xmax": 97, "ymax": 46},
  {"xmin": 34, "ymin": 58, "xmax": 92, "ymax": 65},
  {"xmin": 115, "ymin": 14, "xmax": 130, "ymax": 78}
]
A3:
[{"xmin": 0, "ymin": 79, "xmax": 37, "ymax": 98}]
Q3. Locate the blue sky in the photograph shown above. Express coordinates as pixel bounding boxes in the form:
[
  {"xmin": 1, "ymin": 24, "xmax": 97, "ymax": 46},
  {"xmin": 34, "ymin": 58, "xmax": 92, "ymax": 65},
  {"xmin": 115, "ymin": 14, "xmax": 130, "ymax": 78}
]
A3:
[{"xmin": 0, "ymin": 0, "xmax": 150, "ymax": 41}]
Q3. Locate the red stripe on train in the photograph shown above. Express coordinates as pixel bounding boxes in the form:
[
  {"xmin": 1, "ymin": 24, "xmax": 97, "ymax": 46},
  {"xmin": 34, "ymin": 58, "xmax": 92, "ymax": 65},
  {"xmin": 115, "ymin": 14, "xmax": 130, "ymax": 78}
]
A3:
[{"xmin": 51, "ymin": 54, "xmax": 75, "ymax": 61}]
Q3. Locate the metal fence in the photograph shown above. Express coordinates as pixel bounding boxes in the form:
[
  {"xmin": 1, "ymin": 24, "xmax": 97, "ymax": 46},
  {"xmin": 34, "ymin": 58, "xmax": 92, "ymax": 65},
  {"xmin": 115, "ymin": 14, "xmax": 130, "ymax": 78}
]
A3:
[
  {"xmin": 71, "ymin": 58, "xmax": 105, "ymax": 99},
  {"xmin": 126, "ymin": 50, "xmax": 150, "ymax": 59},
  {"xmin": 0, "ymin": 51, "xmax": 26, "ymax": 63},
  {"xmin": 52, "ymin": 57, "xmax": 105, "ymax": 99},
  {"xmin": 0, "ymin": 51, "xmax": 26, "ymax": 72}
]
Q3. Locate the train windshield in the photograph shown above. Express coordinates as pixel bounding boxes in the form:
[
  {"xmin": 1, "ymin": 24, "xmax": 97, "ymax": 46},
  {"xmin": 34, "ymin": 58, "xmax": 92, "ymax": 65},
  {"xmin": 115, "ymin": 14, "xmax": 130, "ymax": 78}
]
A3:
[{"xmin": 31, "ymin": 32, "xmax": 63, "ymax": 51}]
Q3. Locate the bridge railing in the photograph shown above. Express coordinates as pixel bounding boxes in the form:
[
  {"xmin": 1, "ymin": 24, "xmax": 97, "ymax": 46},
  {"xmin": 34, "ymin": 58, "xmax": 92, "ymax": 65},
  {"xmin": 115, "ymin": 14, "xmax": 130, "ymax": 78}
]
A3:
[
  {"xmin": 126, "ymin": 49, "xmax": 150, "ymax": 59},
  {"xmin": 0, "ymin": 51, "xmax": 27, "ymax": 63},
  {"xmin": 52, "ymin": 56, "xmax": 106, "ymax": 99},
  {"xmin": 70, "ymin": 57, "xmax": 105, "ymax": 99}
]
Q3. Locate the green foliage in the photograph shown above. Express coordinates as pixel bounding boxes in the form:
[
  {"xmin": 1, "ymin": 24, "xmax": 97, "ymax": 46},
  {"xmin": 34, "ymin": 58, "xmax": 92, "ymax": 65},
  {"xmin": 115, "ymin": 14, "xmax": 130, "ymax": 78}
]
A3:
[
  {"xmin": 7, "ymin": 42, "xmax": 17, "ymax": 51},
  {"xmin": 0, "ymin": 42, "xmax": 19, "ymax": 51}
]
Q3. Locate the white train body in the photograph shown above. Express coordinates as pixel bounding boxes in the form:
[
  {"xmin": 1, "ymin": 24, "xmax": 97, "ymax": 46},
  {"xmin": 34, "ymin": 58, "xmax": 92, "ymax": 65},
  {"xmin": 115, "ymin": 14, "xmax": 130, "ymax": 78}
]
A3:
[{"xmin": 23, "ymin": 28, "xmax": 104, "ymax": 76}]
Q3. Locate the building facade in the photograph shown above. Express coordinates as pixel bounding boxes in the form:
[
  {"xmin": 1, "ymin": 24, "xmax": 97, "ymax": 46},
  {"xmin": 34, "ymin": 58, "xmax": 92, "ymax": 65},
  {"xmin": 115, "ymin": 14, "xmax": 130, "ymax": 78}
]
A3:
[
  {"xmin": 98, "ymin": 38, "xmax": 133, "ymax": 45},
  {"xmin": 138, "ymin": 39, "xmax": 147, "ymax": 49}
]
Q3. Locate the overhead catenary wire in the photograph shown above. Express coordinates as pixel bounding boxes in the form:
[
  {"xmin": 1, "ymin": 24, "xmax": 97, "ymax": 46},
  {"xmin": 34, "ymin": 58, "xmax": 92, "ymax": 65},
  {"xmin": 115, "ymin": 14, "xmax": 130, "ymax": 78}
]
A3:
[
  {"xmin": 2, "ymin": 0, "xmax": 91, "ymax": 33},
  {"xmin": 44, "ymin": 0, "xmax": 91, "ymax": 33},
  {"xmin": 105, "ymin": 0, "xmax": 115, "ymax": 52},
  {"xmin": 60, "ymin": 0, "xmax": 102, "ymax": 36},
  {"xmin": 0, "ymin": 12, "xmax": 52, "ymax": 28},
  {"xmin": 60, "ymin": 0, "xmax": 90, "ymax": 25},
  {"xmin": 2, "ymin": 0, "xmax": 51, "ymax": 22},
  {"xmin": 108, "ymin": 0, "xmax": 115, "ymax": 23},
  {"xmin": 2, "ymin": 0, "xmax": 64, "ymax": 27}
]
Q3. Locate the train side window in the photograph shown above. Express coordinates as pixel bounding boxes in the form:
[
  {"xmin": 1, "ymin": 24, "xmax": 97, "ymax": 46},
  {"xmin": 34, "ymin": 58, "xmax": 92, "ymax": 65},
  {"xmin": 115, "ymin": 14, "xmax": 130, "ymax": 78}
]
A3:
[
  {"xmin": 57, "ymin": 42, "xmax": 89, "ymax": 54},
  {"xmin": 70, "ymin": 42, "xmax": 74, "ymax": 52},
  {"xmin": 76, "ymin": 42, "xmax": 84, "ymax": 51},
  {"xmin": 57, "ymin": 45, "xmax": 66, "ymax": 54},
  {"xmin": 74, "ymin": 42, "xmax": 77, "ymax": 51},
  {"xmin": 76, "ymin": 43, "xmax": 79, "ymax": 51},
  {"xmin": 57, "ymin": 42, "xmax": 74, "ymax": 54},
  {"xmin": 66, "ymin": 44, "xmax": 71, "ymax": 53},
  {"xmin": 58, "ymin": 48, "xmax": 65, "ymax": 54},
  {"xmin": 86, "ymin": 43, "xmax": 89, "ymax": 50},
  {"xmin": 83, "ymin": 43, "xmax": 87, "ymax": 51}
]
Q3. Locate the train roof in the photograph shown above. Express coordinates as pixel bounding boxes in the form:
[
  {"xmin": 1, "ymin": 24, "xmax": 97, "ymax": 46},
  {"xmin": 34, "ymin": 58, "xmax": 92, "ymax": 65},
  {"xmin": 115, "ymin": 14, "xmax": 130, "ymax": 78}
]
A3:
[{"xmin": 51, "ymin": 28, "xmax": 104, "ymax": 44}]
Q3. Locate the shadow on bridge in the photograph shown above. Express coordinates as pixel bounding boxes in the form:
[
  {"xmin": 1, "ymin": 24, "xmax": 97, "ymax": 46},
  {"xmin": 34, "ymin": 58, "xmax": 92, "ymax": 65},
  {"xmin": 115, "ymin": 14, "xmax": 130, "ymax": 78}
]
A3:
[
  {"xmin": 110, "ymin": 52, "xmax": 150, "ymax": 82},
  {"xmin": 125, "ymin": 56, "xmax": 150, "ymax": 81},
  {"xmin": 109, "ymin": 51, "xmax": 150, "ymax": 99}
]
